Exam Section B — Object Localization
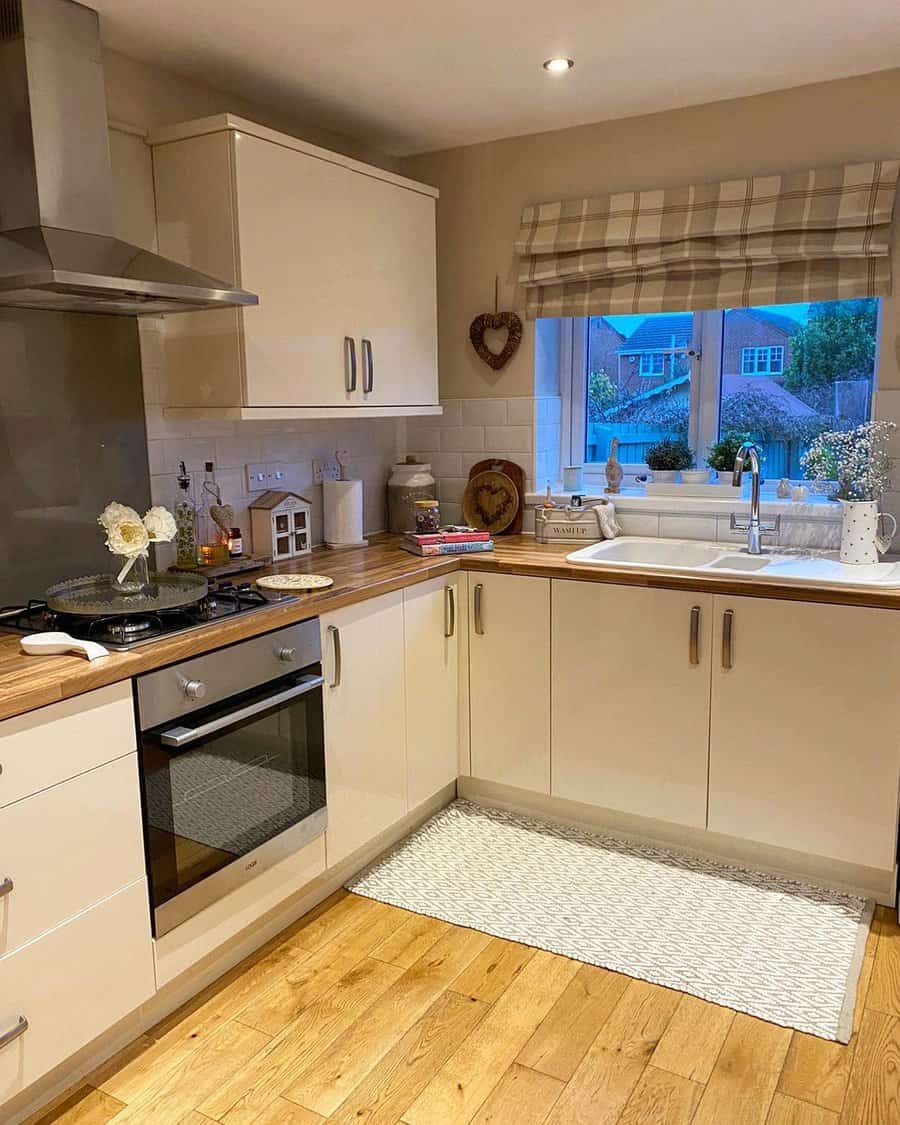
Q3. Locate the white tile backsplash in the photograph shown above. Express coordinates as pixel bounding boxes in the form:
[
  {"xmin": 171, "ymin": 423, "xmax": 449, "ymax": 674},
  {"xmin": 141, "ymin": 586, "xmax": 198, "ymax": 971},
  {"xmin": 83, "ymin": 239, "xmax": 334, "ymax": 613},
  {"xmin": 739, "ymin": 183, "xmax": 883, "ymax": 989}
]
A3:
[
  {"xmin": 659, "ymin": 514, "xmax": 719, "ymax": 540},
  {"xmin": 462, "ymin": 399, "xmax": 508, "ymax": 427}
]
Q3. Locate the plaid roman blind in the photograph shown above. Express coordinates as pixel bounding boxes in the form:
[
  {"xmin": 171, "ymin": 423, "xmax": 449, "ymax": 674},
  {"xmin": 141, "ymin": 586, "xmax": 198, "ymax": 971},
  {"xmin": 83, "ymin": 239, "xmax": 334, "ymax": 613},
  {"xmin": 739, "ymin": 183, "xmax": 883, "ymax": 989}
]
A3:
[{"xmin": 515, "ymin": 160, "xmax": 900, "ymax": 318}]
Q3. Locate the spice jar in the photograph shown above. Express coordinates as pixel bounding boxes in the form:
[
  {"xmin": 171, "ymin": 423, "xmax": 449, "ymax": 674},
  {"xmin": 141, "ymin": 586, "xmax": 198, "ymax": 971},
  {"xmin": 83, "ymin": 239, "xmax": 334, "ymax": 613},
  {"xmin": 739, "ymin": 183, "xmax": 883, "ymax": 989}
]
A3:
[{"xmin": 414, "ymin": 499, "xmax": 440, "ymax": 534}]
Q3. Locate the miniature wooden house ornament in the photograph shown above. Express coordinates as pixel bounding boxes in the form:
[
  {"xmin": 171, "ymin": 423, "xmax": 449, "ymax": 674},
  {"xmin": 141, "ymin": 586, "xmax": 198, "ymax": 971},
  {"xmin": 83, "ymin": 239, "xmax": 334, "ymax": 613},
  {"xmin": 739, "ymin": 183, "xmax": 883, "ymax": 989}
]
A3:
[{"xmin": 249, "ymin": 491, "xmax": 312, "ymax": 561}]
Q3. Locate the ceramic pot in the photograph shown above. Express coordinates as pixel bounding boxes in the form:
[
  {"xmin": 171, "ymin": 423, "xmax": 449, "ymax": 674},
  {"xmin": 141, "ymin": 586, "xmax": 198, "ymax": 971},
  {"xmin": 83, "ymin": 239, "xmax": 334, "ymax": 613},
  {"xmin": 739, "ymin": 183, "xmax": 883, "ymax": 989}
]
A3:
[
  {"xmin": 649, "ymin": 470, "xmax": 679, "ymax": 483},
  {"xmin": 682, "ymin": 469, "xmax": 711, "ymax": 484},
  {"xmin": 387, "ymin": 457, "xmax": 435, "ymax": 533},
  {"xmin": 838, "ymin": 500, "xmax": 897, "ymax": 564}
]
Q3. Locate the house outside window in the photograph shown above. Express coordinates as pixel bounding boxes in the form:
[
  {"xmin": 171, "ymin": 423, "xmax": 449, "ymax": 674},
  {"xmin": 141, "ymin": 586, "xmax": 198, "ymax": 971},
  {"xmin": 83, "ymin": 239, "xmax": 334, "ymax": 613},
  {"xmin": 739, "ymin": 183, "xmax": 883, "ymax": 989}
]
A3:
[
  {"xmin": 562, "ymin": 299, "xmax": 880, "ymax": 481},
  {"xmin": 639, "ymin": 353, "xmax": 666, "ymax": 376},
  {"xmin": 741, "ymin": 345, "xmax": 785, "ymax": 375}
]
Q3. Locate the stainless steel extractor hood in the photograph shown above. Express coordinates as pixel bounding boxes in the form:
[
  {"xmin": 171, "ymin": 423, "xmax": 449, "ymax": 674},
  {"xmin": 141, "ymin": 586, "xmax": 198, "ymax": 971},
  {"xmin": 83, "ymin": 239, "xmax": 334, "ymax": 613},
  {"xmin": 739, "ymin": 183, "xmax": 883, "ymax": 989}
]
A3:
[{"xmin": 0, "ymin": 0, "xmax": 258, "ymax": 316}]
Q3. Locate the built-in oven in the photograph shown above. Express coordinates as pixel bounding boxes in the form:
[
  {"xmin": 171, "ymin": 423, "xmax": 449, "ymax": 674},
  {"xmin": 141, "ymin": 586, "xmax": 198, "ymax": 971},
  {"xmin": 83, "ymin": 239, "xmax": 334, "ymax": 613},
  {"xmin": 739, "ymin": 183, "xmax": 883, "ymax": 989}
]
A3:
[{"xmin": 136, "ymin": 619, "xmax": 326, "ymax": 937}]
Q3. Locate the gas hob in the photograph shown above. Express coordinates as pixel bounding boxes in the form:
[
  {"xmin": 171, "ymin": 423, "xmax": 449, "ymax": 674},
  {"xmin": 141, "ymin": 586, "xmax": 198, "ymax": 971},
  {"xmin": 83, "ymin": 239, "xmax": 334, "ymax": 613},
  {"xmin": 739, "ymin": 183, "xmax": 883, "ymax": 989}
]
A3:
[{"xmin": 0, "ymin": 581, "xmax": 298, "ymax": 651}]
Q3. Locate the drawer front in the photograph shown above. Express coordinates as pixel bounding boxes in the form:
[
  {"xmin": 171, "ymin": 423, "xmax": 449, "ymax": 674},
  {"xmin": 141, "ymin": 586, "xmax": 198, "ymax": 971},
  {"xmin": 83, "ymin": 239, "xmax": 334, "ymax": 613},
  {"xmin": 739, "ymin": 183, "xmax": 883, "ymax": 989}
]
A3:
[
  {"xmin": 0, "ymin": 755, "xmax": 146, "ymax": 957},
  {"xmin": 0, "ymin": 683, "xmax": 135, "ymax": 808},
  {"xmin": 0, "ymin": 880, "xmax": 154, "ymax": 1105}
]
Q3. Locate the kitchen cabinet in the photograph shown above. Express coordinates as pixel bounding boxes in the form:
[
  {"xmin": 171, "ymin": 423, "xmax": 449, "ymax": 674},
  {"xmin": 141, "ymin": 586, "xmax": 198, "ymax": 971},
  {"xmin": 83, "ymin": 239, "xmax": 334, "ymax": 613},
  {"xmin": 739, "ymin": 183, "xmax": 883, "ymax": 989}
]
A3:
[
  {"xmin": 468, "ymin": 573, "xmax": 551, "ymax": 793},
  {"xmin": 150, "ymin": 115, "xmax": 440, "ymax": 419},
  {"xmin": 321, "ymin": 592, "xmax": 408, "ymax": 866},
  {"xmin": 0, "ymin": 880, "xmax": 154, "ymax": 1105},
  {"xmin": 708, "ymin": 594, "xmax": 900, "ymax": 870},
  {"xmin": 552, "ymin": 581, "xmax": 712, "ymax": 828},
  {"xmin": 404, "ymin": 574, "xmax": 462, "ymax": 807}
]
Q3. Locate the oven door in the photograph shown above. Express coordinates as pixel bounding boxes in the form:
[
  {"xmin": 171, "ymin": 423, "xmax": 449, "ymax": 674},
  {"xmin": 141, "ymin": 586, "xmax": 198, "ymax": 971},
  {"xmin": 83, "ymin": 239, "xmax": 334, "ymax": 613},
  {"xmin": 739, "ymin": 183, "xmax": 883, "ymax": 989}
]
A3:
[{"xmin": 140, "ymin": 669, "xmax": 326, "ymax": 936}]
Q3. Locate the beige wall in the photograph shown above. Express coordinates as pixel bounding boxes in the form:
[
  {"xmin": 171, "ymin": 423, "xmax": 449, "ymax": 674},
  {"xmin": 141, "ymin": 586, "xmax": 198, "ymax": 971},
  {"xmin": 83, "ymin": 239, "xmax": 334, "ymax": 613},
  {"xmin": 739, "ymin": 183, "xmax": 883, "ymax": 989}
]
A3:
[{"xmin": 401, "ymin": 67, "xmax": 900, "ymax": 401}]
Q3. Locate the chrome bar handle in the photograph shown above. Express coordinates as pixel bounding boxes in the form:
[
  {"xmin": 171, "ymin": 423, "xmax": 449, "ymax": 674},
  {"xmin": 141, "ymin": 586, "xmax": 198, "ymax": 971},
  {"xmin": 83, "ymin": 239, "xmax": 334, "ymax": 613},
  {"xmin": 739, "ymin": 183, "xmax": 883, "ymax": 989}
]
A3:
[
  {"xmin": 444, "ymin": 585, "xmax": 455, "ymax": 638},
  {"xmin": 344, "ymin": 337, "xmax": 357, "ymax": 393},
  {"xmin": 689, "ymin": 606, "xmax": 701, "ymax": 666},
  {"xmin": 0, "ymin": 877, "xmax": 13, "ymax": 899},
  {"xmin": 328, "ymin": 625, "xmax": 342, "ymax": 688},
  {"xmin": 0, "ymin": 1017, "xmax": 28, "ymax": 1050},
  {"xmin": 473, "ymin": 583, "xmax": 484, "ymax": 636},
  {"xmin": 361, "ymin": 338, "xmax": 374, "ymax": 393},
  {"xmin": 159, "ymin": 676, "xmax": 324, "ymax": 747},
  {"xmin": 722, "ymin": 609, "xmax": 734, "ymax": 670}
]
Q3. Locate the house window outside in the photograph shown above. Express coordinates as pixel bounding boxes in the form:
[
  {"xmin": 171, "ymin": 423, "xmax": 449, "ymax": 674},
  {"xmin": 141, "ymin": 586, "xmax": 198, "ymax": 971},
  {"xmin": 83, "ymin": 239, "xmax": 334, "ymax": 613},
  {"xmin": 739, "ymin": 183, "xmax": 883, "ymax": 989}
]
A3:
[
  {"xmin": 564, "ymin": 300, "xmax": 880, "ymax": 481},
  {"xmin": 639, "ymin": 353, "xmax": 666, "ymax": 376},
  {"xmin": 741, "ymin": 345, "xmax": 785, "ymax": 375}
]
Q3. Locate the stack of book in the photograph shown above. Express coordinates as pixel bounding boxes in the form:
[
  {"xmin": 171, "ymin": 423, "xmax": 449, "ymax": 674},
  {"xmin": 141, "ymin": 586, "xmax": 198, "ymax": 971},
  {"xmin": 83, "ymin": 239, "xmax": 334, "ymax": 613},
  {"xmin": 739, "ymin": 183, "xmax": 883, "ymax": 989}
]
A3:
[{"xmin": 401, "ymin": 529, "xmax": 494, "ymax": 556}]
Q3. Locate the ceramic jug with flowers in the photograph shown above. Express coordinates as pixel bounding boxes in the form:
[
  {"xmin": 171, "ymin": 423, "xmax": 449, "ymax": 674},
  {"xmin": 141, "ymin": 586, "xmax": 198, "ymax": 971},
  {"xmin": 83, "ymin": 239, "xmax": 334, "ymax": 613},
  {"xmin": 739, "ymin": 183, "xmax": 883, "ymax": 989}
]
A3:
[{"xmin": 801, "ymin": 421, "xmax": 897, "ymax": 564}]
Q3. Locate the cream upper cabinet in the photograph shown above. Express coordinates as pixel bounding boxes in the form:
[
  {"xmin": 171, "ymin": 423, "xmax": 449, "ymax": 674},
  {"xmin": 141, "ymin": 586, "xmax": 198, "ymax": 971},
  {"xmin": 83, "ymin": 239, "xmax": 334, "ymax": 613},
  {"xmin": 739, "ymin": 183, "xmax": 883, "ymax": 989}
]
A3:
[
  {"xmin": 468, "ymin": 573, "xmax": 551, "ymax": 794},
  {"xmin": 150, "ymin": 115, "xmax": 440, "ymax": 420},
  {"xmin": 403, "ymin": 575, "xmax": 461, "ymax": 808},
  {"xmin": 552, "ymin": 581, "xmax": 712, "ymax": 828},
  {"xmin": 321, "ymin": 592, "xmax": 408, "ymax": 867},
  {"xmin": 708, "ymin": 594, "xmax": 900, "ymax": 870}
]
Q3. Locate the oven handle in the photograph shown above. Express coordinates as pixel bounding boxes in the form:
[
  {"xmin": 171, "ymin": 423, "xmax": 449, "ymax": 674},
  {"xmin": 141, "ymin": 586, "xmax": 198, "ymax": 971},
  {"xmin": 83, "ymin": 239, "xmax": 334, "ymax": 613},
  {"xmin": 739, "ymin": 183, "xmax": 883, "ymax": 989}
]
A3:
[{"xmin": 158, "ymin": 675, "xmax": 324, "ymax": 748}]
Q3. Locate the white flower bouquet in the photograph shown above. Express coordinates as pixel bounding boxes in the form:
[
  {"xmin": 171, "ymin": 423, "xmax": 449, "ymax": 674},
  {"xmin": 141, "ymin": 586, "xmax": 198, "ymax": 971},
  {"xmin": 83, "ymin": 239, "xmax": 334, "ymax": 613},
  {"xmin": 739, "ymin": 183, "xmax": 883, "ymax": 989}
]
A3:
[
  {"xmin": 99, "ymin": 502, "xmax": 177, "ymax": 587},
  {"xmin": 801, "ymin": 421, "xmax": 895, "ymax": 502}
]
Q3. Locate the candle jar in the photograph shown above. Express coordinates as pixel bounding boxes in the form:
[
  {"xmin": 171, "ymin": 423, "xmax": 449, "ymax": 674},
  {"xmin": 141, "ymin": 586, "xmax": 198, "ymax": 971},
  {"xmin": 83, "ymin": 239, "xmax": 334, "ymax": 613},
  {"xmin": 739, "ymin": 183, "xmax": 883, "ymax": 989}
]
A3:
[{"xmin": 414, "ymin": 499, "xmax": 440, "ymax": 534}]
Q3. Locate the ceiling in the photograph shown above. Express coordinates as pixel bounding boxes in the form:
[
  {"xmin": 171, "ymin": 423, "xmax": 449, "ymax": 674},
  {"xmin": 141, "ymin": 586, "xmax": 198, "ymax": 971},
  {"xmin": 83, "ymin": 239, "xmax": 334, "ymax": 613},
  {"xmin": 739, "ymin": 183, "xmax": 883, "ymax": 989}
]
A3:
[{"xmin": 91, "ymin": 0, "xmax": 900, "ymax": 156}]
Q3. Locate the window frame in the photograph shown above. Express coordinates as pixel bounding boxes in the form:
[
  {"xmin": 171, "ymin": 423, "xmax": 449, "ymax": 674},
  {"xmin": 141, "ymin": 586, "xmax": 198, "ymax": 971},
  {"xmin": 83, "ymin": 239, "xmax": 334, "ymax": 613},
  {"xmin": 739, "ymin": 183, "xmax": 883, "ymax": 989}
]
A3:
[
  {"xmin": 560, "ymin": 303, "xmax": 881, "ymax": 487},
  {"xmin": 741, "ymin": 344, "xmax": 784, "ymax": 376},
  {"xmin": 560, "ymin": 310, "xmax": 724, "ymax": 486}
]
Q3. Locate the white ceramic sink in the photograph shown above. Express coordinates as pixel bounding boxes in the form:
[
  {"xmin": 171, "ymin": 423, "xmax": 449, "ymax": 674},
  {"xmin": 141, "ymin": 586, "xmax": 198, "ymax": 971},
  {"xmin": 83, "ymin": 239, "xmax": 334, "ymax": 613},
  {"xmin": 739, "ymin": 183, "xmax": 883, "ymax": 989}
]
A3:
[{"xmin": 566, "ymin": 537, "xmax": 900, "ymax": 588}]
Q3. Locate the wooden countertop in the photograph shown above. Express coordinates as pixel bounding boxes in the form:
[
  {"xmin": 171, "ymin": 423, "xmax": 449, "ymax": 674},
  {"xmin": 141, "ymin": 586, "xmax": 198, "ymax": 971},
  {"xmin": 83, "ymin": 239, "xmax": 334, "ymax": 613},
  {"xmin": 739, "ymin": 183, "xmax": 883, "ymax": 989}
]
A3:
[{"xmin": 3, "ymin": 534, "xmax": 899, "ymax": 723}]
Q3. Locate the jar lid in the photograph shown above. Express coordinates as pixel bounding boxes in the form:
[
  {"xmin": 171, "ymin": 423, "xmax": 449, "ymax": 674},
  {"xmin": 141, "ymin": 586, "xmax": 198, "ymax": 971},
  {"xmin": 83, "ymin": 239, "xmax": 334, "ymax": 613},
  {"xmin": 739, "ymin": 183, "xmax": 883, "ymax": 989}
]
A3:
[{"xmin": 415, "ymin": 498, "xmax": 439, "ymax": 508}]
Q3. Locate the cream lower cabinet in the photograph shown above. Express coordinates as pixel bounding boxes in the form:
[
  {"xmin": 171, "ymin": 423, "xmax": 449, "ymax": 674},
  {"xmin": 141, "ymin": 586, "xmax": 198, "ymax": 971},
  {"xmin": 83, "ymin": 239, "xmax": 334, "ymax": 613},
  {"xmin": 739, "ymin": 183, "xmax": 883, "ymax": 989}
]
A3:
[
  {"xmin": 708, "ymin": 594, "xmax": 900, "ymax": 870},
  {"xmin": 403, "ymin": 575, "xmax": 461, "ymax": 808},
  {"xmin": 151, "ymin": 115, "xmax": 439, "ymax": 418},
  {"xmin": 468, "ymin": 573, "xmax": 551, "ymax": 793},
  {"xmin": 321, "ymin": 592, "xmax": 408, "ymax": 867},
  {"xmin": 552, "ymin": 581, "xmax": 713, "ymax": 828}
]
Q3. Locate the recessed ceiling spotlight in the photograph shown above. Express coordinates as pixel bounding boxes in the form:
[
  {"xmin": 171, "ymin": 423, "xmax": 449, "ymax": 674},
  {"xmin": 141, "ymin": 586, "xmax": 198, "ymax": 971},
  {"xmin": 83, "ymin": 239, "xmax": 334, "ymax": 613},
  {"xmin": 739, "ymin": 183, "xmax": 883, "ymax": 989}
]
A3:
[{"xmin": 543, "ymin": 57, "xmax": 574, "ymax": 73}]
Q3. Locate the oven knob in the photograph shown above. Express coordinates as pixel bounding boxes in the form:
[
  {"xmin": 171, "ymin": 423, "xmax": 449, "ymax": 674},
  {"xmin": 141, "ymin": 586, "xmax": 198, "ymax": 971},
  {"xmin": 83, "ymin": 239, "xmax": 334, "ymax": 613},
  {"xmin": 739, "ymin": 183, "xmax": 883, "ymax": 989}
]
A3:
[
  {"xmin": 182, "ymin": 679, "xmax": 207, "ymax": 701},
  {"xmin": 278, "ymin": 647, "xmax": 297, "ymax": 663}
]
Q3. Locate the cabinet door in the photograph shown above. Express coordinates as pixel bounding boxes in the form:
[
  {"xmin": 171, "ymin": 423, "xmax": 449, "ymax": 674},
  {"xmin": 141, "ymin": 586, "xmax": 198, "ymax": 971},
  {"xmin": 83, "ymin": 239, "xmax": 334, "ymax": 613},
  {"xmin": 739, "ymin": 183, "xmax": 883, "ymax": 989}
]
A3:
[
  {"xmin": 0, "ymin": 880, "xmax": 154, "ymax": 1104},
  {"xmin": 468, "ymin": 573, "xmax": 551, "ymax": 794},
  {"xmin": 404, "ymin": 575, "xmax": 460, "ymax": 808},
  {"xmin": 552, "ymin": 582, "xmax": 712, "ymax": 828},
  {"xmin": 351, "ymin": 174, "xmax": 439, "ymax": 407},
  {"xmin": 708, "ymin": 595, "xmax": 900, "ymax": 869},
  {"xmin": 321, "ymin": 592, "xmax": 407, "ymax": 867},
  {"xmin": 234, "ymin": 134, "xmax": 360, "ymax": 408}
]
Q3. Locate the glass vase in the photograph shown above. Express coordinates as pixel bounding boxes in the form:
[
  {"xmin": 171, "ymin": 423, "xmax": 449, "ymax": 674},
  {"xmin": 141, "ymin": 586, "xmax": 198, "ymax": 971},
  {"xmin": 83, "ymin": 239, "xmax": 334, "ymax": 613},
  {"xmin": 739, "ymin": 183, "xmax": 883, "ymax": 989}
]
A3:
[{"xmin": 113, "ymin": 552, "xmax": 151, "ymax": 596}]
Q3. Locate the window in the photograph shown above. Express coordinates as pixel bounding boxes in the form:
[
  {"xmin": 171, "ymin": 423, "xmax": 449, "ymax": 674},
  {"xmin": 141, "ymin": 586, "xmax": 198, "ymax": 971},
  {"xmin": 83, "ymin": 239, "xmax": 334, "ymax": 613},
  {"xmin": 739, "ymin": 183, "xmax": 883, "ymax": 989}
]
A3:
[
  {"xmin": 561, "ymin": 300, "xmax": 880, "ymax": 481},
  {"xmin": 741, "ymin": 346, "xmax": 784, "ymax": 375},
  {"xmin": 639, "ymin": 353, "xmax": 666, "ymax": 376}
]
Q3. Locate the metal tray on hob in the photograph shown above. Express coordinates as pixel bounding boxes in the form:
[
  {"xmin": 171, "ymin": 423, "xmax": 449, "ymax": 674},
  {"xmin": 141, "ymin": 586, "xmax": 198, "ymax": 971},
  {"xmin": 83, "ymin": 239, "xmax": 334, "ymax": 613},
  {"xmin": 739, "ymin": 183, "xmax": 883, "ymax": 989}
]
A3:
[{"xmin": 45, "ymin": 572, "xmax": 208, "ymax": 616}]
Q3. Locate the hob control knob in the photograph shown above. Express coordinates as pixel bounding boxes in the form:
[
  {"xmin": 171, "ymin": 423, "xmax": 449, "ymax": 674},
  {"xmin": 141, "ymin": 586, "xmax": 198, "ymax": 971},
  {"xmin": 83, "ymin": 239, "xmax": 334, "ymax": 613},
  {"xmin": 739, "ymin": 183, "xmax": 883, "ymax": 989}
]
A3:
[
  {"xmin": 183, "ymin": 679, "xmax": 207, "ymax": 701},
  {"xmin": 278, "ymin": 647, "xmax": 297, "ymax": 663}
]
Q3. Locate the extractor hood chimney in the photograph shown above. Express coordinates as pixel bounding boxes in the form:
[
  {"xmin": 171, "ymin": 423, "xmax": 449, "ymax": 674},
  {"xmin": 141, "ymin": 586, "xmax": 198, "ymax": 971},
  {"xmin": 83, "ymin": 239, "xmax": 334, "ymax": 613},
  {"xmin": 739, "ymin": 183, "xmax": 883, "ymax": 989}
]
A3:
[{"xmin": 0, "ymin": 0, "xmax": 258, "ymax": 315}]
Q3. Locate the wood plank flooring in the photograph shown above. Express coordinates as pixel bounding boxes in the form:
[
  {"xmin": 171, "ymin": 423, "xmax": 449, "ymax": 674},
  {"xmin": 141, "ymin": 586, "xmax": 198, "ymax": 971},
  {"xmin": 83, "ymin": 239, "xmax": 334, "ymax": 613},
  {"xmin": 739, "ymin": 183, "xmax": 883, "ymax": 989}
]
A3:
[{"xmin": 30, "ymin": 894, "xmax": 900, "ymax": 1125}]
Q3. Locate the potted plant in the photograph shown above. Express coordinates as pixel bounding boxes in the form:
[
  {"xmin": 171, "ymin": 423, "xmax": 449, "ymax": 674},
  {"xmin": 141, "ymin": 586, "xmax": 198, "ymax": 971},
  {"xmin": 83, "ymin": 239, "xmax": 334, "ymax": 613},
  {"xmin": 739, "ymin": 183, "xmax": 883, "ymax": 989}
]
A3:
[
  {"xmin": 801, "ymin": 421, "xmax": 897, "ymax": 564},
  {"xmin": 706, "ymin": 430, "xmax": 755, "ymax": 484},
  {"xmin": 645, "ymin": 438, "xmax": 694, "ymax": 483}
]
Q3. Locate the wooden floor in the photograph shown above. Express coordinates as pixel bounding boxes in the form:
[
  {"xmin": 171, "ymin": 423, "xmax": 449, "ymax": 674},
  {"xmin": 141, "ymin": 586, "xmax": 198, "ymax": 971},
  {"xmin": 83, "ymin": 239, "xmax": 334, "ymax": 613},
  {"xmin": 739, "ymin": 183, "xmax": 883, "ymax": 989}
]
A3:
[{"xmin": 31, "ymin": 892, "xmax": 900, "ymax": 1125}]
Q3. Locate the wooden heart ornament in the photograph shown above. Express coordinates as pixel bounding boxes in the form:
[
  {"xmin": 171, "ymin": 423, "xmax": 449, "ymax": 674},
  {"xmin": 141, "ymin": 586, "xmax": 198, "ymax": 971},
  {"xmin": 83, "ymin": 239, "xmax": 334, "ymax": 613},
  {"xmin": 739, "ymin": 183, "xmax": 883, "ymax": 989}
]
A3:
[
  {"xmin": 209, "ymin": 503, "xmax": 234, "ymax": 538},
  {"xmin": 462, "ymin": 470, "xmax": 519, "ymax": 533},
  {"xmin": 469, "ymin": 311, "xmax": 523, "ymax": 371}
]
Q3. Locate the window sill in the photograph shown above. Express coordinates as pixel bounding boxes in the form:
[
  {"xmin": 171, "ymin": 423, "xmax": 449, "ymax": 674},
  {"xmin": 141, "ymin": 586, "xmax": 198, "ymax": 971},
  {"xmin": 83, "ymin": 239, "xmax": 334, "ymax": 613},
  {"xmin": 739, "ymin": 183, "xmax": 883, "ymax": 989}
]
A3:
[{"xmin": 524, "ymin": 486, "xmax": 842, "ymax": 523}]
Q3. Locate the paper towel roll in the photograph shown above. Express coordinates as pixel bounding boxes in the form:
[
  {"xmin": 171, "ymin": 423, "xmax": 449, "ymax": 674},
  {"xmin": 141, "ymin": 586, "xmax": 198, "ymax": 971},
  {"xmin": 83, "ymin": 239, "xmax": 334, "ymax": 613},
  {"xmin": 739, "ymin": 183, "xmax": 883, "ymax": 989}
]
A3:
[{"xmin": 323, "ymin": 479, "xmax": 368, "ymax": 549}]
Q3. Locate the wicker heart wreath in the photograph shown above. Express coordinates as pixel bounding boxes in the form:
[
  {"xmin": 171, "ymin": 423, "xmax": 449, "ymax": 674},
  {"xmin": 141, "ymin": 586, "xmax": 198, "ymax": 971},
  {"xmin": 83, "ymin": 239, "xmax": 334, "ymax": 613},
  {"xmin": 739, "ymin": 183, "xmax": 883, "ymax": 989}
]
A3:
[{"xmin": 468, "ymin": 310, "xmax": 523, "ymax": 371}]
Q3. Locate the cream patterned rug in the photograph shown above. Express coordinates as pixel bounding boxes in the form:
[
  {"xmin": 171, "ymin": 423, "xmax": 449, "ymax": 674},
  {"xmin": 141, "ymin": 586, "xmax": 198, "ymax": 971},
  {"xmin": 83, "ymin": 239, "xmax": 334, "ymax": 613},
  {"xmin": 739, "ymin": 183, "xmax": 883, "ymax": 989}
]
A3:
[{"xmin": 348, "ymin": 800, "xmax": 873, "ymax": 1042}]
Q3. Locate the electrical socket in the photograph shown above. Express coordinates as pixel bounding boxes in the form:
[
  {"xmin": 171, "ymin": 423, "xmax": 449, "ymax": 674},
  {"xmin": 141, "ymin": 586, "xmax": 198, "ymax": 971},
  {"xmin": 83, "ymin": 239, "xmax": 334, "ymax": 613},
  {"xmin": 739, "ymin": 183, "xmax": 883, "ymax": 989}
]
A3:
[
  {"xmin": 246, "ymin": 462, "xmax": 290, "ymax": 492},
  {"xmin": 312, "ymin": 458, "xmax": 340, "ymax": 484}
]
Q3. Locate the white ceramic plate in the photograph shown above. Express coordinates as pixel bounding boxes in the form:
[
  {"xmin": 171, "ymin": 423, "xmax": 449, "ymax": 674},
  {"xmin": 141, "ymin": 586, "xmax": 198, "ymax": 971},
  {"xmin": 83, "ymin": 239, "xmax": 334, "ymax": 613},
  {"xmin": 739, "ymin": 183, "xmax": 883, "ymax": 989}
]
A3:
[{"xmin": 256, "ymin": 573, "xmax": 334, "ymax": 591}]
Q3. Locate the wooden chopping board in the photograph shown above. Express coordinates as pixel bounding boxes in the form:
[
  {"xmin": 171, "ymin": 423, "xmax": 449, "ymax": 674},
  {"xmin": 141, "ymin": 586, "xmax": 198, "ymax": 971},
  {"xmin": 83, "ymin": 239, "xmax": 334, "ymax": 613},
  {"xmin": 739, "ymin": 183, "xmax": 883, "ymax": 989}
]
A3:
[{"xmin": 465, "ymin": 458, "xmax": 525, "ymax": 535}]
